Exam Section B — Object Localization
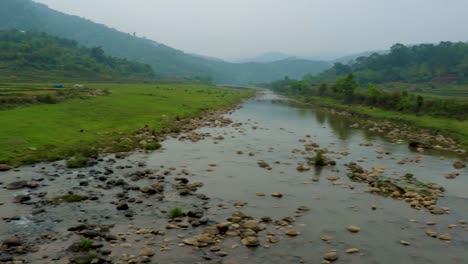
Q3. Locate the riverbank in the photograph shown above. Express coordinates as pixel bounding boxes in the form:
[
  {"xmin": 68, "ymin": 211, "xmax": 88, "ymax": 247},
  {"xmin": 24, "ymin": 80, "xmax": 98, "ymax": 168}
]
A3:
[
  {"xmin": 0, "ymin": 83, "xmax": 255, "ymax": 166},
  {"xmin": 288, "ymin": 95, "xmax": 468, "ymax": 154}
]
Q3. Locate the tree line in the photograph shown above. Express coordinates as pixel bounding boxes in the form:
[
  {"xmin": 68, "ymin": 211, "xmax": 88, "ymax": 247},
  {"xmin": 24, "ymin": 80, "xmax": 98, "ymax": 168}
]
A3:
[{"xmin": 269, "ymin": 74, "xmax": 468, "ymax": 120}]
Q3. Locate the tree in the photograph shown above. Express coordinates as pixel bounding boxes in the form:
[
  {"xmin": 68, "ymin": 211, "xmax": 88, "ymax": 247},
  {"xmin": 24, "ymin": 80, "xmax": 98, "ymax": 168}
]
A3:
[
  {"xmin": 318, "ymin": 83, "xmax": 328, "ymax": 96},
  {"xmin": 335, "ymin": 73, "xmax": 358, "ymax": 103},
  {"xmin": 366, "ymin": 84, "xmax": 380, "ymax": 105},
  {"xmin": 416, "ymin": 95, "xmax": 424, "ymax": 112},
  {"xmin": 90, "ymin": 46, "xmax": 106, "ymax": 63}
]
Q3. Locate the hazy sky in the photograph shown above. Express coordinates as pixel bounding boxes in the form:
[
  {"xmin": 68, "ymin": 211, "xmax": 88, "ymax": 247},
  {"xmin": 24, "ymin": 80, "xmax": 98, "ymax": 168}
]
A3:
[{"xmin": 34, "ymin": 0, "xmax": 468, "ymax": 61}]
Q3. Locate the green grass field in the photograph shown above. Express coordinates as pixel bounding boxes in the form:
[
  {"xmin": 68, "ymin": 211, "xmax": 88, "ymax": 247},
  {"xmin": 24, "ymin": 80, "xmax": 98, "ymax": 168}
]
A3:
[
  {"xmin": 302, "ymin": 96, "xmax": 468, "ymax": 149},
  {"xmin": 0, "ymin": 83, "xmax": 254, "ymax": 165}
]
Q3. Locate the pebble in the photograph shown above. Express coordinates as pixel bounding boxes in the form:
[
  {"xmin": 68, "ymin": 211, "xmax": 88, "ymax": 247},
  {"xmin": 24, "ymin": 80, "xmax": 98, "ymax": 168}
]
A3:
[
  {"xmin": 346, "ymin": 226, "xmax": 361, "ymax": 233},
  {"xmin": 241, "ymin": 236, "xmax": 259, "ymax": 247},
  {"xmin": 400, "ymin": 240, "xmax": 410, "ymax": 246},
  {"xmin": 346, "ymin": 248, "xmax": 360, "ymax": 254},
  {"xmin": 210, "ymin": 246, "xmax": 221, "ymax": 252},
  {"xmin": 439, "ymin": 234, "xmax": 452, "ymax": 241},
  {"xmin": 285, "ymin": 230, "xmax": 299, "ymax": 236},
  {"xmin": 323, "ymin": 251, "xmax": 338, "ymax": 262},
  {"xmin": 139, "ymin": 247, "xmax": 155, "ymax": 257}
]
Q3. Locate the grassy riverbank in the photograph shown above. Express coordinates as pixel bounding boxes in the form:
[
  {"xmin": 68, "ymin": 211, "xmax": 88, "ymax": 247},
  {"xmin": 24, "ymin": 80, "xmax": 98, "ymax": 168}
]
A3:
[
  {"xmin": 0, "ymin": 83, "xmax": 254, "ymax": 166},
  {"xmin": 295, "ymin": 95, "xmax": 468, "ymax": 149}
]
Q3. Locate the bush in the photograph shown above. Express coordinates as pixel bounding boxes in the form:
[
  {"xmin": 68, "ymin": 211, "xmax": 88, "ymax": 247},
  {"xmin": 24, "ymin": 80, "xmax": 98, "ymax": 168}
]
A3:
[
  {"xmin": 77, "ymin": 146, "xmax": 98, "ymax": 157},
  {"xmin": 112, "ymin": 141, "xmax": 135, "ymax": 152},
  {"xmin": 79, "ymin": 239, "xmax": 93, "ymax": 252},
  {"xmin": 169, "ymin": 207, "xmax": 183, "ymax": 218},
  {"xmin": 314, "ymin": 151, "xmax": 326, "ymax": 166},
  {"xmin": 144, "ymin": 142, "xmax": 162, "ymax": 151},
  {"xmin": 36, "ymin": 94, "xmax": 59, "ymax": 104},
  {"xmin": 54, "ymin": 194, "xmax": 89, "ymax": 203},
  {"xmin": 66, "ymin": 156, "xmax": 89, "ymax": 168}
]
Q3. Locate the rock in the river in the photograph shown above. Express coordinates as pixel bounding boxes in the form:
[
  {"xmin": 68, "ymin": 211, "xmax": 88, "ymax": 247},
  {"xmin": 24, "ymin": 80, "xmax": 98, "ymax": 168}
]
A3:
[
  {"xmin": 346, "ymin": 248, "xmax": 360, "ymax": 254},
  {"xmin": 241, "ymin": 236, "xmax": 259, "ymax": 247},
  {"xmin": 271, "ymin": 192, "xmax": 283, "ymax": 198},
  {"xmin": 323, "ymin": 251, "xmax": 338, "ymax": 262},
  {"xmin": 139, "ymin": 247, "xmax": 155, "ymax": 257},
  {"xmin": 234, "ymin": 201, "xmax": 247, "ymax": 207},
  {"xmin": 347, "ymin": 226, "xmax": 361, "ymax": 233},
  {"xmin": 408, "ymin": 140, "xmax": 433, "ymax": 149},
  {"xmin": 453, "ymin": 161, "xmax": 466, "ymax": 169},
  {"xmin": 2, "ymin": 237, "xmax": 22, "ymax": 247},
  {"xmin": 257, "ymin": 160, "xmax": 271, "ymax": 169},
  {"xmin": 196, "ymin": 235, "xmax": 216, "ymax": 244},
  {"xmin": 13, "ymin": 195, "xmax": 31, "ymax": 203},
  {"xmin": 183, "ymin": 238, "xmax": 197, "ymax": 245},
  {"xmin": 439, "ymin": 233, "xmax": 452, "ymax": 241},
  {"xmin": 116, "ymin": 202, "xmax": 129, "ymax": 210},
  {"xmin": 320, "ymin": 236, "xmax": 334, "ymax": 242},
  {"xmin": 400, "ymin": 240, "xmax": 411, "ymax": 246},
  {"xmin": 210, "ymin": 246, "xmax": 221, "ymax": 252},
  {"xmin": 296, "ymin": 164, "xmax": 310, "ymax": 172},
  {"xmin": 5, "ymin": 181, "xmax": 28, "ymax": 190},
  {"xmin": 0, "ymin": 164, "xmax": 13, "ymax": 171},
  {"xmin": 285, "ymin": 230, "xmax": 299, "ymax": 236}
]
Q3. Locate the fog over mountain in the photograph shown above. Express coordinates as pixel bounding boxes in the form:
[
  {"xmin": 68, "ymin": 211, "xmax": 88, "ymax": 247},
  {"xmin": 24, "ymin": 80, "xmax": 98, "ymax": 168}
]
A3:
[{"xmin": 34, "ymin": 0, "xmax": 468, "ymax": 61}]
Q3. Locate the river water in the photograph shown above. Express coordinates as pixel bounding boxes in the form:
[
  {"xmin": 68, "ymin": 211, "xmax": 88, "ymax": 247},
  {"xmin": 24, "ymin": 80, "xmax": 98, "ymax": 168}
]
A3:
[{"xmin": 0, "ymin": 91, "xmax": 467, "ymax": 263}]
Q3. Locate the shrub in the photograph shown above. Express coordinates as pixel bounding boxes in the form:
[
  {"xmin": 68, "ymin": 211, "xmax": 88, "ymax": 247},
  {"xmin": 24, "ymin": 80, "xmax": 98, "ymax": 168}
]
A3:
[
  {"xmin": 169, "ymin": 207, "xmax": 183, "ymax": 218},
  {"xmin": 54, "ymin": 194, "xmax": 89, "ymax": 203},
  {"xmin": 314, "ymin": 151, "xmax": 326, "ymax": 166},
  {"xmin": 66, "ymin": 156, "xmax": 89, "ymax": 168},
  {"xmin": 77, "ymin": 146, "xmax": 98, "ymax": 157},
  {"xmin": 144, "ymin": 142, "xmax": 162, "ymax": 151},
  {"xmin": 112, "ymin": 141, "xmax": 135, "ymax": 152},
  {"xmin": 79, "ymin": 238, "xmax": 93, "ymax": 251},
  {"xmin": 36, "ymin": 94, "xmax": 59, "ymax": 104}
]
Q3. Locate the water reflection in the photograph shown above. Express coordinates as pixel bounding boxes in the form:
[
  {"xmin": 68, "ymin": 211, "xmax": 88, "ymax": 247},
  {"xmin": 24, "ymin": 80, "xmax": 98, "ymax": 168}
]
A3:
[{"xmin": 314, "ymin": 110, "xmax": 326, "ymax": 125}]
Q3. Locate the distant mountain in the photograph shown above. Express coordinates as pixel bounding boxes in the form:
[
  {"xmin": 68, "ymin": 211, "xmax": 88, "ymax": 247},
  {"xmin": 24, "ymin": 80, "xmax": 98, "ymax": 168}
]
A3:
[
  {"xmin": 332, "ymin": 50, "xmax": 388, "ymax": 64},
  {"xmin": 0, "ymin": 29, "xmax": 154, "ymax": 81},
  {"xmin": 237, "ymin": 52, "xmax": 294, "ymax": 63},
  {"xmin": 0, "ymin": 0, "xmax": 331, "ymax": 84}
]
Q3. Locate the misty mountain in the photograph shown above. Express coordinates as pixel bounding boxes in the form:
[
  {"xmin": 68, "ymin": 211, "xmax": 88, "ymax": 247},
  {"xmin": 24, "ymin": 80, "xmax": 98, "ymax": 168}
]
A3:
[
  {"xmin": 0, "ymin": 0, "xmax": 331, "ymax": 84},
  {"xmin": 332, "ymin": 50, "xmax": 388, "ymax": 64},
  {"xmin": 237, "ymin": 52, "xmax": 294, "ymax": 63}
]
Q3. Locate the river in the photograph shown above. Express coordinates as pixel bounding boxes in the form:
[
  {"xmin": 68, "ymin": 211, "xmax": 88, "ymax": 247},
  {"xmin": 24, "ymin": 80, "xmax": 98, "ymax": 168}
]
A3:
[{"xmin": 0, "ymin": 91, "xmax": 467, "ymax": 263}]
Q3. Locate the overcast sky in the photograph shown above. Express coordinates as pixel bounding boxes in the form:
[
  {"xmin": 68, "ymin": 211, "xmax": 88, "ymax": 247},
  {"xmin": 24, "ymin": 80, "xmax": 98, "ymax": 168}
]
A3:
[{"xmin": 34, "ymin": 0, "xmax": 468, "ymax": 61}]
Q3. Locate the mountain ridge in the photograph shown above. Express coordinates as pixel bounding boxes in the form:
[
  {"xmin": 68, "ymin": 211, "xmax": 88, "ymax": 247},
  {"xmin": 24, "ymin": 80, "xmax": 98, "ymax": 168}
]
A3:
[{"xmin": 0, "ymin": 0, "xmax": 330, "ymax": 84}]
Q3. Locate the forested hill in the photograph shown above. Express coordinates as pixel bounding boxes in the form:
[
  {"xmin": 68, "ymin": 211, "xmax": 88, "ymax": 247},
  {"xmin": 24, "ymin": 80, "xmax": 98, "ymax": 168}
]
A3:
[
  {"xmin": 304, "ymin": 42, "xmax": 468, "ymax": 85},
  {"xmin": 0, "ymin": 0, "xmax": 330, "ymax": 84},
  {"xmin": 0, "ymin": 30, "xmax": 154, "ymax": 81}
]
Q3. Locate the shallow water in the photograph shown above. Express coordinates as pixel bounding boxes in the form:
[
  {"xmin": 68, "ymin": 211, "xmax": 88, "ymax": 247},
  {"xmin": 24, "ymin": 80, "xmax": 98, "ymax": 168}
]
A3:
[{"xmin": 1, "ymin": 91, "xmax": 467, "ymax": 263}]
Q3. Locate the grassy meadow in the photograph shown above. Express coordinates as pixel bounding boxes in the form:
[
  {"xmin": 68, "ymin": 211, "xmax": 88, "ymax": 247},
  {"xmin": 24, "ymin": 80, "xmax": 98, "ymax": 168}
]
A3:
[{"xmin": 0, "ymin": 83, "xmax": 254, "ymax": 165}]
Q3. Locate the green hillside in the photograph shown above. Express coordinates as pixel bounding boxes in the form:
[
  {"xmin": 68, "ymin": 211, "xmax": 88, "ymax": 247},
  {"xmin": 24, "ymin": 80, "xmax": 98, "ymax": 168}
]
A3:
[
  {"xmin": 0, "ymin": 0, "xmax": 330, "ymax": 84},
  {"xmin": 0, "ymin": 29, "xmax": 154, "ymax": 81},
  {"xmin": 304, "ymin": 42, "xmax": 468, "ymax": 86}
]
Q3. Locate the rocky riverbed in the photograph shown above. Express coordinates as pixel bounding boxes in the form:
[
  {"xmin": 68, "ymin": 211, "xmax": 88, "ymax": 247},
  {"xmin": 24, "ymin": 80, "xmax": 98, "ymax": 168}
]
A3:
[{"xmin": 0, "ymin": 91, "xmax": 467, "ymax": 264}]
